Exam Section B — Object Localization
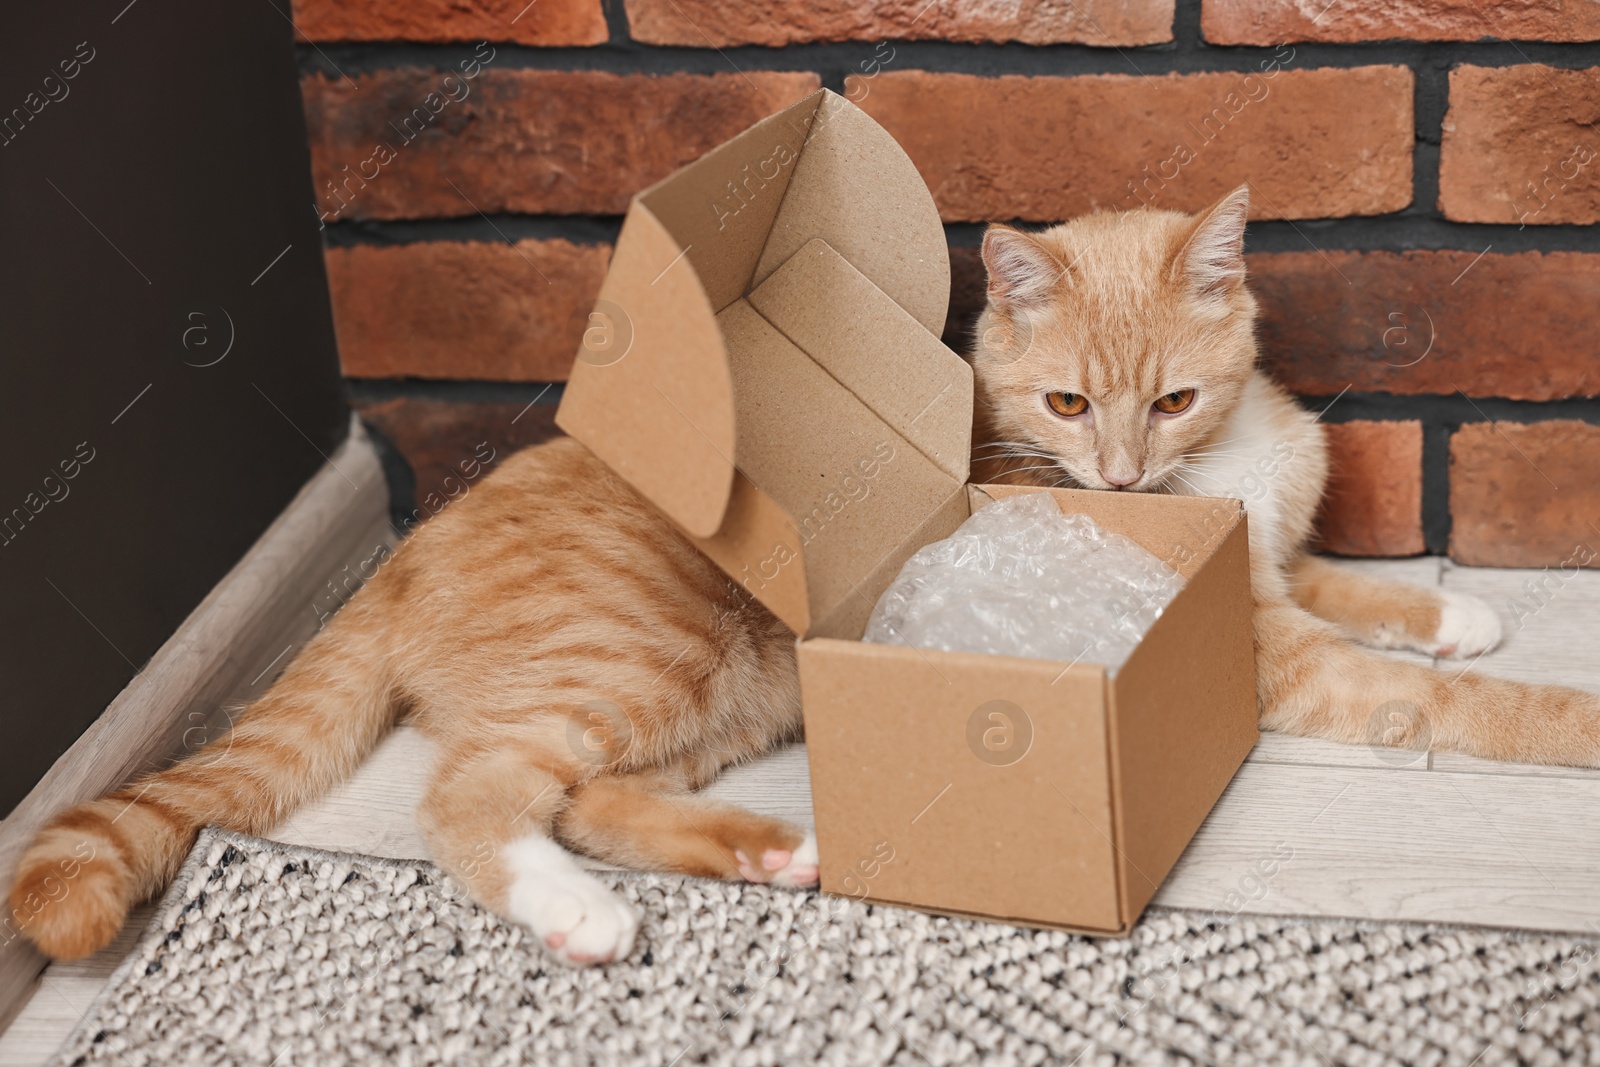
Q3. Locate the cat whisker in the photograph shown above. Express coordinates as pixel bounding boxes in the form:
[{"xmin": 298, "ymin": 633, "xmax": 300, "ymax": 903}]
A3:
[
  {"xmin": 1179, "ymin": 448, "xmax": 1252, "ymax": 460},
  {"xmin": 979, "ymin": 450, "xmax": 1070, "ymax": 469},
  {"xmin": 996, "ymin": 463, "xmax": 1070, "ymax": 477},
  {"xmin": 1167, "ymin": 472, "xmax": 1211, "ymax": 496},
  {"xmin": 1171, "ymin": 464, "xmax": 1230, "ymax": 491},
  {"xmin": 972, "ymin": 439, "xmax": 1050, "ymax": 454},
  {"xmin": 973, "ymin": 443, "xmax": 1062, "ymax": 461},
  {"xmin": 1168, "ymin": 460, "xmax": 1235, "ymax": 492}
]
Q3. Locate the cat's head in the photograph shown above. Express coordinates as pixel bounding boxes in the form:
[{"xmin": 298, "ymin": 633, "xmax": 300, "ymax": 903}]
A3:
[{"xmin": 970, "ymin": 185, "xmax": 1257, "ymax": 493}]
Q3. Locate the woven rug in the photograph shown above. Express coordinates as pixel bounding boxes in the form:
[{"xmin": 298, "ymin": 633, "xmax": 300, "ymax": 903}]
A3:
[{"xmin": 48, "ymin": 829, "xmax": 1600, "ymax": 1067}]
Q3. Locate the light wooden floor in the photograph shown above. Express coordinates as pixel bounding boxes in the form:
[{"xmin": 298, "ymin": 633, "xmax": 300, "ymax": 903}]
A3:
[{"xmin": 4, "ymin": 558, "xmax": 1597, "ymax": 1065}]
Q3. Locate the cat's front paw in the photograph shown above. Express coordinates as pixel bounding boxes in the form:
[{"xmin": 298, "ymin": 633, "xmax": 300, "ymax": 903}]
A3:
[
  {"xmin": 1430, "ymin": 591, "xmax": 1504, "ymax": 660},
  {"xmin": 736, "ymin": 831, "xmax": 819, "ymax": 889},
  {"xmin": 505, "ymin": 836, "xmax": 638, "ymax": 966}
]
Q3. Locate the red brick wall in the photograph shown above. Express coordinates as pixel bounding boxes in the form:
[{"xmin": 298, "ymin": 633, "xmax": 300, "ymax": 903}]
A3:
[{"xmin": 292, "ymin": 0, "xmax": 1600, "ymax": 567}]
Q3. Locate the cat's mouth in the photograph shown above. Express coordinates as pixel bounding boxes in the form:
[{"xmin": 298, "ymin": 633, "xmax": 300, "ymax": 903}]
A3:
[
  {"xmin": 1100, "ymin": 466, "xmax": 1193, "ymax": 494},
  {"xmin": 1094, "ymin": 475, "xmax": 1153, "ymax": 493},
  {"xmin": 1064, "ymin": 467, "xmax": 1161, "ymax": 493},
  {"xmin": 1076, "ymin": 464, "xmax": 1163, "ymax": 493},
  {"xmin": 974, "ymin": 443, "xmax": 1164, "ymax": 495}
]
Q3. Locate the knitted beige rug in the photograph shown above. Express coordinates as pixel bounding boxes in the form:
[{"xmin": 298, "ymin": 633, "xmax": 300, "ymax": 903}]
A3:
[{"xmin": 47, "ymin": 828, "xmax": 1600, "ymax": 1067}]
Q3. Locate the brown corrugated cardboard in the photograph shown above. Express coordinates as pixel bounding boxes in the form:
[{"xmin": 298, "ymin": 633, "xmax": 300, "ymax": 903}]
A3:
[
  {"xmin": 801, "ymin": 485, "xmax": 1255, "ymax": 934},
  {"xmin": 557, "ymin": 88, "xmax": 967, "ymax": 637},
  {"xmin": 557, "ymin": 87, "xmax": 1259, "ymax": 935}
]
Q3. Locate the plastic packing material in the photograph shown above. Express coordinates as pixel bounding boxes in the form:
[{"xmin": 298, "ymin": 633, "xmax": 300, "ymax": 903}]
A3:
[{"xmin": 863, "ymin": 493, "xmax": 1187, "ymax": 673}]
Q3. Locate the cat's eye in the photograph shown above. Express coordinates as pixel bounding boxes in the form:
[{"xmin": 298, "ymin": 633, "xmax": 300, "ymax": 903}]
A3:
[
  {"xmin": 1046, "ymin": 392, "xmax": 1088, "ymax": 418},
  {"xmin": 1153, "ymin": 389, "xmax": 1196, "ymax": 415}
]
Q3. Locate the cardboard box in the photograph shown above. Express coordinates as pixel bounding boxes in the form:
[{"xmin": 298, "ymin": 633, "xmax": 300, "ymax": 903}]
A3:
[{"xmin": 557, "ymin": 88, "xmax": 1258, "ymax": 935}]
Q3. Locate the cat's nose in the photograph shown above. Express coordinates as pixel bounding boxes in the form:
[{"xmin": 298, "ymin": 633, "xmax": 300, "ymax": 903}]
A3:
[{"xmin": 1100, "ymin": 468, "xmax": 1142, "ymax": 489}]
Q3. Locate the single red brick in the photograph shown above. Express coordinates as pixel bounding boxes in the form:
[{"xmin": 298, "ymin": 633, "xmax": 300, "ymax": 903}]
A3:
[
  {"xmin": 625, "ymin": 0, "xmax": 1172, "ymax": 46},
  {"xmin": 1449, "ymin": 421, "xmax": 1600, "ymax": 567},
  {"xmin": 1202, "ymin": 0, "xmax": 1600, "ymax": 44},
  {"xmin": 849, "ymin": 67, "xmax": 1412, "ymax": 222},
  {"xmin": 1439, "ymin": 65, "xmax": 1600, "ymax": 225},
  {"xmin": 292, "ymin": 0, "xmax": 608, "ymax": 45},
  {"xmin": 354, "ymin": 397, "xmax": 563, "ymax": 522},
  {"xmin": 1249, "ymin": 250, "xmax": 1600, "ymax": 401},
  {"xmin": 302, "ymin": 70, "xmax": 821, "ymax": 220},
  {"xmin": 327, "ymin": 240, "xmax": 610, "ymax": 381},
  {"xmin": 1313, "ymin": 421, "xmax": 1425, "ymax": 557}
]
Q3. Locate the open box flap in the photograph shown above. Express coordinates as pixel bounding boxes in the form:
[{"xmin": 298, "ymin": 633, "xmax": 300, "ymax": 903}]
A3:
[
  {"xmin": 751, "ymin": 92, "xmax": 949, "ymax": 335},
  {"xmin": 708, "ymin": 269, "xmax": 968, "ymax": 635},
  {"xmin": 558, "ymin": 88, "xmax": 962, "ymax": 626},
  {"xmin": 557, "ymin": 202, "xmax": 737, "ymax": 539},
  {"xmin": 749, "ymin": 240, "xmax": 971, "ymax": 485},
  {"xmin": 636, "ymin": 93, "xmax": 820, "ymax": 315}
]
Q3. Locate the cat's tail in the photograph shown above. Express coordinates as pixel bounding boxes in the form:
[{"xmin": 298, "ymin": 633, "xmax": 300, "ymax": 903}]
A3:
[
  {"xmin": 9, "ymin": 595, "xmax": 400, "ymax": 960},
  {"xmin": 1256, "ymin": 599, "xmax": 1600, "ymax": 766}
]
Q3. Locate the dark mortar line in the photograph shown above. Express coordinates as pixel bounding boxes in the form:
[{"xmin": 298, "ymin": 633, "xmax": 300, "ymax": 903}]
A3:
[
  {"xmin": 322, "ymin": 216, "xmax": 1600, "ymax": 253},
  {"xmin": 1301, "ymin": 392, "xmax": 1600, "ymax": 425},
  {"xmin": 953, "ymin": 218, "xmax": 1600, "ymax": 253},
  {"xmin": 1413, "ymin": 54, "xmax": 1453, "ymax": 146},
  {"xmin": 1409, "ymin": 60, "xmax": 1448, "ymax": 221},
  {"xmin": 1422, "ymin": 422, "xmax": 1453, "ymax": 554},
  {"xmin": 1172, "ymin": 0, "xmax": 1204, "ymax": 48},
  {"xmin": 322, "ymin": 216, "xmax": 624, "ymax": 247},
  {"xmin": 1411, "ymin": 142, "xmax": 1443, "ymax": 225},
  {"xmin": 346, "ymin": 379, "xmax": 569, "ymax": 405},
  {"xmin": 1240, "ymin": 215, "xmax": 1600, "ymax": 253},
  {"xmin": 295, "ymin": 39, "xmax": 1600, "ymax": 80},
  {"xmin": 601, "ymin": 0, "xmax": 632, "ymax": 47}
]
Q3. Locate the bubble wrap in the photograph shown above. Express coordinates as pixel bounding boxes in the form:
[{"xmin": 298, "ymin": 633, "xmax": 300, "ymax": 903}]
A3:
[{"xmin": 863, "ymin": 493, "xmax": 1186, "ymax": 671}]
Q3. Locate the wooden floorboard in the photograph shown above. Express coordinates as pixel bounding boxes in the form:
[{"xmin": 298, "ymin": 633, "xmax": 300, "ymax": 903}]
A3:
[
  {"xmin": 273, "ymin": 727, "xmax": 436, "ymax": 860},
  {"xmin": 1155, "ymin": 760, "xmax": 1600, "ymax": 934},
  {"xmin": 1248, "ymin": 730, "xmax": 1431, "ymax": 771},
  {"xmin": 1438, "ymin": 560, "xmax": 1600, "ymax": 691}
]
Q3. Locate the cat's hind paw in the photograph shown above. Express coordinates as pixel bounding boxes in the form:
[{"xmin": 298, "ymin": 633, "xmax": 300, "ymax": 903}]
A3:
[
  {"xmin": 1430, "ymin": 591, "xmax": 1504, "ymax": 660},
  {"xmin": 736, "ymin": 832, "xmax": 819, "ymax": 889},
  {"xmin": 505, "ymin": 836, "xmax": 638, "ymax": 966}
]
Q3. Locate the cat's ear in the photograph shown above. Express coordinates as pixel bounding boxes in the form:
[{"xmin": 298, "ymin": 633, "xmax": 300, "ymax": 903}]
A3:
[
  {"xmin": 982, "ymin": 224, "xmax": 1067, "ymax": 307},
  {"xmin": 1172, "ymin": 184, "xmax": 1250, "ymax": 304}
]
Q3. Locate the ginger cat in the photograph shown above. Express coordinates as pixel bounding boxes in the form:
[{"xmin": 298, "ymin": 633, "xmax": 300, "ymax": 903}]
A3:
[
  {"xmin": 971, "ymin": 185, "xmax": 1598, "ymax": 770},
  {"xmin": 13, "ymin": 440, "xmax": 812, "ymax": 966},
  {"xmin": 12, "ymin": 187, "xmax": 1598, "ymax": 970}
]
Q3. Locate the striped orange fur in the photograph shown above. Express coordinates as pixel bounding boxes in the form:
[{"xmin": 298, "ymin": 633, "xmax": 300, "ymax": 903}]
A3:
[{"xmin": 10, "ymin": 439, "xmax": 813, "ymax": 965}]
